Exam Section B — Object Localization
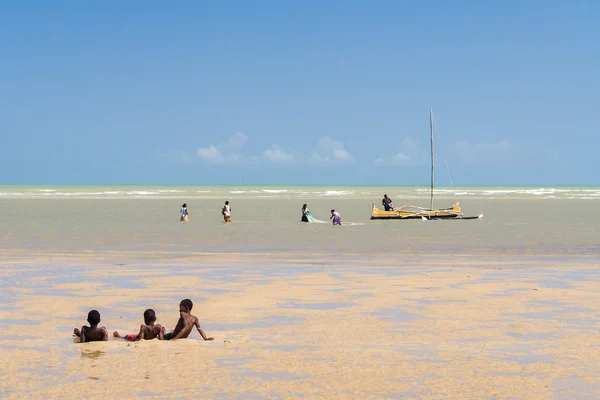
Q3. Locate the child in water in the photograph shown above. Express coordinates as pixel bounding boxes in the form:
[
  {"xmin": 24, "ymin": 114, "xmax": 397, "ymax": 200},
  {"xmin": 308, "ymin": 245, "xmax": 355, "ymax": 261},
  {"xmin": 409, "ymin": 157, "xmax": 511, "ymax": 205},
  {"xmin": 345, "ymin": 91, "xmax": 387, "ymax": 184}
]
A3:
[
  {"xmin": 330, "ymin": 209, "xmax": 342, "ymax": 226},
  {"xmin": 113, "ymin": 309, "xmax": 163, "ymax": 341},
  {"xmin": 73, "ymin": 310, "xmax": 108, "ymax": 342},
  {"xmin": 180, "ymin": 203, "xmax": 189, "ymax": 222}
]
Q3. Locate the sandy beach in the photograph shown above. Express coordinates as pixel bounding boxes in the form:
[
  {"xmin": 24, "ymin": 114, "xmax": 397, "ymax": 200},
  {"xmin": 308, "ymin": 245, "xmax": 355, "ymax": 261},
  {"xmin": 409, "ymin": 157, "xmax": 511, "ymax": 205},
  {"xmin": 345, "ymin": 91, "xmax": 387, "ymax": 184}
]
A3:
[{"xmin": 1, "ymin": 250, "xmax": 599, "ymax": 399}]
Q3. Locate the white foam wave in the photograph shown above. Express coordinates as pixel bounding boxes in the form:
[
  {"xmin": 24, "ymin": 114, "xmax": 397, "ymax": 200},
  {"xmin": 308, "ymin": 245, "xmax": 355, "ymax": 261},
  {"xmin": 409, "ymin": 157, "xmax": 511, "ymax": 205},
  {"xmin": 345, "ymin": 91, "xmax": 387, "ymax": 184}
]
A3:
[
  {"xmin": 125, "ymin": 191, "xmax": 160, "ymax": 195},
  {"xmin": 323, "ymin": 190, "xmax": 353, "ymax": 196},
  {"xmin": 59, "ymin": 191, "xmax": 124, "ymax": 196},
  {"xmin": 230, "ymin": 190, "xmax": 261, "ymax": 194}
]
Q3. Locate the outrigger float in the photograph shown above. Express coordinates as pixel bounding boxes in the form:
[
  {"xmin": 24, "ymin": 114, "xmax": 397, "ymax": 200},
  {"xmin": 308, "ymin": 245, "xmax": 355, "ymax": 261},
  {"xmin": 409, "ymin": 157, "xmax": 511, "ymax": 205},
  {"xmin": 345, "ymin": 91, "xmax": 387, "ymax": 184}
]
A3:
[{"xmin": 370, "ymin": 110, "xmax": 483, "ymax": 221}]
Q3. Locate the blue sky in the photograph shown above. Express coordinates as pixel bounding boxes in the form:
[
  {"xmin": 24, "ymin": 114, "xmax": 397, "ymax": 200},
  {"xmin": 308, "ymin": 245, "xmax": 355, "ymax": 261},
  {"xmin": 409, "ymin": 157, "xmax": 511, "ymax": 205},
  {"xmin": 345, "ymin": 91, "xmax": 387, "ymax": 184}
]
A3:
[{"xmin": 0, "ymin": 0, "xmax": 598, "ymax": 185}]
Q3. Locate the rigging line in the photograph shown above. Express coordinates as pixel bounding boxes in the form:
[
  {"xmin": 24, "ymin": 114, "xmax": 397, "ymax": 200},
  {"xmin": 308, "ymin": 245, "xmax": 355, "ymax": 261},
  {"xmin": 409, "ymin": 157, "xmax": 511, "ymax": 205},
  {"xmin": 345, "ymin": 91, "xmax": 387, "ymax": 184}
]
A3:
[{"xmin": 430, "ymin": 112, "xmax": 455, "ymax": 189}]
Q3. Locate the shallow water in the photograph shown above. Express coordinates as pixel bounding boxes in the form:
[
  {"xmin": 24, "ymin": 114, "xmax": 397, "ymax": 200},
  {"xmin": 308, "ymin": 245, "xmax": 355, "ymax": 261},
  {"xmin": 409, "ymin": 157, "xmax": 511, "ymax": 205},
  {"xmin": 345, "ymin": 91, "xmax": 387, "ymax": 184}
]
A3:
[{"xmin": 1, "ymin": 190, "xmax": 599, "ymax": 257}]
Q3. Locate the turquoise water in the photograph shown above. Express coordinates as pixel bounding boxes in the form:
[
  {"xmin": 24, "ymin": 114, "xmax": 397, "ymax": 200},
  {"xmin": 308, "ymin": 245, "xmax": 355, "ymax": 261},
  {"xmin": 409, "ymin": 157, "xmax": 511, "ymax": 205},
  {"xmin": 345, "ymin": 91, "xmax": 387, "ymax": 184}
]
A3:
[{"xmin": 1, "ymin": 185, "xmax": 599, "ymax": 199}]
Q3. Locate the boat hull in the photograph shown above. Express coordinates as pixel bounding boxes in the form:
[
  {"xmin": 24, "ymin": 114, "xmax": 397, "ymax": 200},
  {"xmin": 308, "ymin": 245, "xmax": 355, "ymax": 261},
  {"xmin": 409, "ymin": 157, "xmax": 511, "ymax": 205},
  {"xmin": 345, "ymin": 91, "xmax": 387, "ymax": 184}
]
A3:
[{"xmin": 370, "ymin": 203, "xmax": 481, "ymax": 220}]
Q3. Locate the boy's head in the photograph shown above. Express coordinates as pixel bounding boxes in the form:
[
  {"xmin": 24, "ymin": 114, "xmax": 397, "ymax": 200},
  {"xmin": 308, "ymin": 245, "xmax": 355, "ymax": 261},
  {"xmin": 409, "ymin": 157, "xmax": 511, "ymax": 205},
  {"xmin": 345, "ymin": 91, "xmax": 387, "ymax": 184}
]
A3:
[
  {"xmin": 87, "ymin": 310, "xmax": 101, "ymax": 326},
  {"xmin": 331, "ymin": 209, "xmax": 335, "ymax": 214},
  {"xmin": 225, "ymin": 201, "xmax": 229, "ymax": 205},
  {"xmin": 143, "ymin": 309, "xmax": 156, "ymax": 325},
  {"xmin": 179, "ymin": 299, "xmax": 193, "ymax": 313}
]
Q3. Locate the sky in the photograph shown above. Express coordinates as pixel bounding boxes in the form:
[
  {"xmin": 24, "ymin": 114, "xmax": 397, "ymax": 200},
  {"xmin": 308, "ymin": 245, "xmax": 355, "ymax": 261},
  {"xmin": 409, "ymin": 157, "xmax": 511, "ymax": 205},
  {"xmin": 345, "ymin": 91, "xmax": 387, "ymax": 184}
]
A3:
[{"xmin": 0, "ymin": 0, "xmax": 598, "ymax": 185}]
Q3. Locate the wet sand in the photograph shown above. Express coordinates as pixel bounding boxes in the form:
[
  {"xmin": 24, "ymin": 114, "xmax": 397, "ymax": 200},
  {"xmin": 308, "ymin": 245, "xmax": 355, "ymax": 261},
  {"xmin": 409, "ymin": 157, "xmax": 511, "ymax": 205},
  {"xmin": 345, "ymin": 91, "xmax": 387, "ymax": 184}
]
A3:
[{"xmin": 1, "ymin": 252, "xmax": 599, "ymax": 399}]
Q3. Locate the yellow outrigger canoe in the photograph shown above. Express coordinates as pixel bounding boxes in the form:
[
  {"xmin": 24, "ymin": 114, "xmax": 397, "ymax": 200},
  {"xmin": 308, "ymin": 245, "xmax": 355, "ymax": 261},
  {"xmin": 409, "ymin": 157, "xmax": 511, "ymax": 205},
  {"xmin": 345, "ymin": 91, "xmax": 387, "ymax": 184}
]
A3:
[{"xmin": 370, "ymin": 202, "xmax": 482, "ymax": 220}]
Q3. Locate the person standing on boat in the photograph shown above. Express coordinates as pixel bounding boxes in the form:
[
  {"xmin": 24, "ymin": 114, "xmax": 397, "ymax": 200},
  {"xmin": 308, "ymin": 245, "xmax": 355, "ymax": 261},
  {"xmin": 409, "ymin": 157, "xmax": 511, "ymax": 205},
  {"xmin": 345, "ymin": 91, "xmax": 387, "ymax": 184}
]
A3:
[
  {"xmin": 301, "ymin": 204, "xmax": 310, "ymax": 222},
  {"xmin": 330, "ymin": 209, "xmax": 342, "ymax": 226},
  {"xmin": 382, "ymin": 194, "xmax": 394, "ymax": 211},
  {"xmin": 180, "ymin": 203, "xmax": 189, "ymax": 222}
]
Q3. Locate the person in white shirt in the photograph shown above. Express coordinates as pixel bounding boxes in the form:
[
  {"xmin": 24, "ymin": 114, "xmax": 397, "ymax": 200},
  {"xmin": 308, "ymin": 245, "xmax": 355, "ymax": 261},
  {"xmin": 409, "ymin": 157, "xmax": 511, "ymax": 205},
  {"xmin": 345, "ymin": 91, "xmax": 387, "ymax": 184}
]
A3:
[
  {"xmin": 222, "ymin": 201, "xmax": 231, "ymax": 223},
  {"xmin": 330, "ymin": 209, "xmax": 342, "ymax": 226}
]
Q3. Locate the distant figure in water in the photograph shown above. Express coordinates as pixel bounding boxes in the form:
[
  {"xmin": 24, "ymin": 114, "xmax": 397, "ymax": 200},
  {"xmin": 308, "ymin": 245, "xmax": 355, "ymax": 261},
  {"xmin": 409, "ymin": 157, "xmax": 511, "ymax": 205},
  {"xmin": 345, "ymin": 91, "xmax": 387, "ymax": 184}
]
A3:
[
  {"xmin": 180, "ymin": 203, "xmax": 189, "ymax": 222},
  {"xmin": 222, "ymin": 201, "xmax": 231, "ymax": 223},
  {"xmin": 113, "ymin": 309, "xmax": 163, "ymax": 341},
  {"xmin": 382, "ymin": 194, "xmax": 394, "ymax": 211},
  {"xmin": 330, "ymin": 209, "xmax": 342, "ymax": 226},
  {"xmin": 73, "ymin": 310, "xmax": 108, "ymax": 343},
  {"xmin": 301, "ymin": 204, "xmax": 310, "ymax": 222}
]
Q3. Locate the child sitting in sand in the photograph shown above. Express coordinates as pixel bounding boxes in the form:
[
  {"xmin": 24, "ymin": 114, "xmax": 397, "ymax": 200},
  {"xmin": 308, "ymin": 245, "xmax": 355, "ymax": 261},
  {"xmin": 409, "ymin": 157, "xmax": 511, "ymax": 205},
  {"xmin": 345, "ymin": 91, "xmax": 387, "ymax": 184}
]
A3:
[
  {"xmin": 73, "ymin": 310, "xmax": 108, "ymax": 342},
  {"xmin": 330, "ymin": 209, "xmax": 342, "ymax": 226},
  {"xmin": 162, "ymin": 299, "xmax": 214, "ymax": 341},
  {"xmin": 113, "ymin": 309, "xmax": 163, "ymax": 341}
]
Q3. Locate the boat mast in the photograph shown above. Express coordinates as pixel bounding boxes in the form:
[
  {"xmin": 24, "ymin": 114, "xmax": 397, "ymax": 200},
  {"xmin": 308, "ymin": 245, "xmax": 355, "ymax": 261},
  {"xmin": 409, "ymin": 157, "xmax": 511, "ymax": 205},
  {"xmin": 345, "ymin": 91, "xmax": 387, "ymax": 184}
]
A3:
[{"xmin": 430, "ymin": 109, "xmax": 434, "ymax": 210}]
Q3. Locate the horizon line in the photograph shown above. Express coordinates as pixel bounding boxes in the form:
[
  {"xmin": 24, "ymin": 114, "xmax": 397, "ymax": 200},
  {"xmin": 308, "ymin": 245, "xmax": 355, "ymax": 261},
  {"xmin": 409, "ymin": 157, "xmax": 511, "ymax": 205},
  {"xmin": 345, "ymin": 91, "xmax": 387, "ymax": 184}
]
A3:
[{"xmin": 1, "ymin": 183, "xmax": 599, "ymax": 188}]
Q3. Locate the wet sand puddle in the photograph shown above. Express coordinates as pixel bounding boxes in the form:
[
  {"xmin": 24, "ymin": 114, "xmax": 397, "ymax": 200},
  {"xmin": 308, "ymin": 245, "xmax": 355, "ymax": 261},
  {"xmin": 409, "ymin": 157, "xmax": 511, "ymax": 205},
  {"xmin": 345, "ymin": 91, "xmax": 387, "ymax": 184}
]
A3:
[{"xmin": 1, "ymin": 256, "xmax": 599, "ymax": 398}]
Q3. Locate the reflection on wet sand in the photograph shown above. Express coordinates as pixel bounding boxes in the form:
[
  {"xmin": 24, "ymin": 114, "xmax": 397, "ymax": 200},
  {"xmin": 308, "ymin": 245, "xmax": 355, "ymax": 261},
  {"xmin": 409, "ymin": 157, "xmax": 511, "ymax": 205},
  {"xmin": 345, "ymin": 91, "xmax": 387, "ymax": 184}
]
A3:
[{"xmin": 1, "ymin": 252, "xmax": 599, "ymax": 399}]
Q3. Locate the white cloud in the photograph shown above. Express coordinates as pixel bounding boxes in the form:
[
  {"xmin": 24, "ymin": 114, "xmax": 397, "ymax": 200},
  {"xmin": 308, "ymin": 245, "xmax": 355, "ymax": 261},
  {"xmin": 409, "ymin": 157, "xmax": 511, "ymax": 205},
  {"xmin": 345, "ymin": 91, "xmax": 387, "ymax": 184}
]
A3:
[
  {"xmin": 374, "ymin": 153, "xmax": 411, "ymax": 166},
  {"xmin": 373, "ymin": 136, "xmax": 423, "ymax": 166},
  {"xmin": 160, "ymin": 150, "xmax": 194, "ymax": 165},
  {"xmin": 197, "ymin": 134, "xmax": 353, "ymax": 166},
  {"xmin": 227, "ymin": 132, "xmax": 248, "ymax": 149},
  {"xmin": 451, "ymin": 139, "xmax": 515, "ymax": 164},
  {"xmin": 197, "ymin": 132, "xmax": 248, "ymax": 164},
  {"xmin": 197, "ymin": 145, "xmax": 225, "ymax": 164},
  {"xmin": 309, "ymin": 136, "xmax": 353, "ymax": 164},
  {"xmin": 450, "ymin": 139, "xmax": 560, "ymax": 164},
  {"xmin": 262, "ymin": 145, "xmax": 296, "ymax": 164}
]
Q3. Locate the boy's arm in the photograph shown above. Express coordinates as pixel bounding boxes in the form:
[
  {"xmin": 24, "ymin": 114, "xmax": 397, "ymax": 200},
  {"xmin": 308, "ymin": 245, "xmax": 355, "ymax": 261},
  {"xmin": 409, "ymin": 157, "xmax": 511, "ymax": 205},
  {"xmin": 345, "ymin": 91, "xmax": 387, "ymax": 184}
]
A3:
[
  {"xmin": 80, "ymin": 326, "xmax": 86, "ymax": 343},
  {"xmin": 137, "ymin": 325, "xmax": 145, "ymax": 340},
  {"xmin": 195, "ymin": 318, "xmax": 214, "ymax": 341},
  {"xmin": 101, "ymin": 327, "xmax": 108, "ymax": 341},
  {"xmin": 158, "ymin": 325, "xmax": 164, "ymax": 340}
]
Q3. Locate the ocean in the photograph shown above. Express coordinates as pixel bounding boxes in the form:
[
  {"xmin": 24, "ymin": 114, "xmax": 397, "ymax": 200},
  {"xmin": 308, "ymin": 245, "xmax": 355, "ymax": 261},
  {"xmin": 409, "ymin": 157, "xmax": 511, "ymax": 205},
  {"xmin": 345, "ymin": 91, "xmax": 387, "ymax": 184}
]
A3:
[{"xmin": 1, "ymin": 185, "xmax": 598, "ymax": 258}]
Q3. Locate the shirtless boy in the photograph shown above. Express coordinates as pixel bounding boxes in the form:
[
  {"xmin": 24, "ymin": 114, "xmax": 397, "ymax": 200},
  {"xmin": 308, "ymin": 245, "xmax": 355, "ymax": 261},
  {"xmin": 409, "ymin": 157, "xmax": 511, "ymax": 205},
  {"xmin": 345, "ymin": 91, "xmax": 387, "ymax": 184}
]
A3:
[
  {"xmin": 73, "ymin": 310, "xmax": 108, "ymax": 342},
  {"xmin": 113, "ymin": 309, "xmax": 163, "ymax": 341},
  {"xmin": 162, "ymin": 299, "xmax": 214, "ymax": 341}
]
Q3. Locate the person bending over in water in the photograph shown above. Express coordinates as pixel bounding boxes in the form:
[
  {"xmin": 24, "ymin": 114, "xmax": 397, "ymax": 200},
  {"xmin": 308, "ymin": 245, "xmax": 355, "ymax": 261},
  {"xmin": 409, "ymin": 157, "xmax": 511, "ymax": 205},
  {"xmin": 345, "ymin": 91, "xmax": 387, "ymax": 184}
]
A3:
[
  {"xmin": 113, "ymin": 309, "xmax": 163, "ymax": 341},
  {"xmin": 222, "ymin": 201, "xmax": 231, "ymax": 223},
  {"xmin": 162, "ymin": 299, "xmax": 214, "ymax": 341},
  {"xmin": 330, "ymin": 209, "xmax": 342, "ymax": 226},
  {"xmin": 73, "ymin": 310, "xmax": 108, "ymax": 343},
  {"xmin": 301, "ymin": 204, "xmax": 310, "ymax": 222},
  {"xmin": 382, "ymin": 194, "xmax": 394, "ymax": 211},
  {"xmin": 180, "ymin": 203, "xmax": 189, "ymax": 222}
]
